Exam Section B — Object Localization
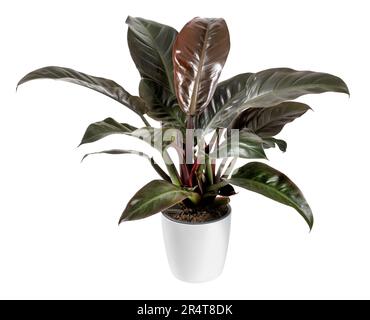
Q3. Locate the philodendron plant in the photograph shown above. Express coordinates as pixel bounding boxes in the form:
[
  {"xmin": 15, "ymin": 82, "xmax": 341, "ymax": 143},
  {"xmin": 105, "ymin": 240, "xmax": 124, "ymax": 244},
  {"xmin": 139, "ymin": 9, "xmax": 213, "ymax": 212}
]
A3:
[{"xmin": 18, "ymin": 16, "xmax": 349, "ymax": 230}]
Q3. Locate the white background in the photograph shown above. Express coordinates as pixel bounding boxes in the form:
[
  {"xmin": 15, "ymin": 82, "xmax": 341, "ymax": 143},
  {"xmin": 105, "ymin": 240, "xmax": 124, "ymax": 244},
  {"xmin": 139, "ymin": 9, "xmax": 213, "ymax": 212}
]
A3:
[{"xmin": 0, "ymin": 0, "xmax": 369, "ymax": 299}]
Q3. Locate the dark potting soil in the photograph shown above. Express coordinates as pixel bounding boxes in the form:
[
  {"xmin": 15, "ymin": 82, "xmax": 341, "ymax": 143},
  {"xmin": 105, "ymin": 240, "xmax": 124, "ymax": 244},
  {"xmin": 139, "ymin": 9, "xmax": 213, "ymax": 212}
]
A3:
[{"xmin": 164, "ymin": 205, "xmax": 229, "ymax": 223}]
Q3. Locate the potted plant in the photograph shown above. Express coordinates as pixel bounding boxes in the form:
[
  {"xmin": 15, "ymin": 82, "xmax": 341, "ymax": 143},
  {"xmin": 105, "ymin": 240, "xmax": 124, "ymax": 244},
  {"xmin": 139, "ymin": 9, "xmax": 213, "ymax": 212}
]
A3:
[{"xmin": 17, "ymin": 16, "xmax": 349, "ymax": 282}]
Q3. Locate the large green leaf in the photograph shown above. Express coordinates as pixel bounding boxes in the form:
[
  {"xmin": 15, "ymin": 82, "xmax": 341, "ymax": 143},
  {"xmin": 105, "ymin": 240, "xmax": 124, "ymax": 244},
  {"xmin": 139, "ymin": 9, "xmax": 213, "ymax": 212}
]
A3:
[
  {"xmin": 79, "ymin": 118, "xmax": 137, "ymax": 146},
  {"xmin": 81, "ymin": 149, "xmax": 171, "ymax": 182},
  {"xmin": 197, "ymin": 72, "xmax": 253, "ymax": 130},
  {"xmin": 198, "ymin": 68, "xmax": 349, "ymax": 132},
  {"xmin": 126, "ymin": 16, "xmax": 177, "ymax": 93},
  {"xmin": 211, "ymin": 130, "xmax": 267, "ymax": 159},
  {"xmin": 119, "ymin": 180, "xmax": 199, "ymax": 223},
  {"xmin": 126, "ymin": 17, "xmax": 184, "ymax": 127},
  {"xmin": 232, "ymin": 101, "xmax": 311, "ymax": 137},
  {"xmin": 79, "ymin": 117, "xmax": 175, "ymax": 149},
  {"xmin": 173, "ymin": 17, "xmax": 230, "ymax": 115},
  {"xmin": 17, "ymin": 66, "xmax": 147, "ymax": 115},
  {"xmin": 139, "ymin": 78, "xmax": 185, "ymax": 128},
  {"xmin": 228, "ymin": 162, "xmax": 313, "ymax": 229}
]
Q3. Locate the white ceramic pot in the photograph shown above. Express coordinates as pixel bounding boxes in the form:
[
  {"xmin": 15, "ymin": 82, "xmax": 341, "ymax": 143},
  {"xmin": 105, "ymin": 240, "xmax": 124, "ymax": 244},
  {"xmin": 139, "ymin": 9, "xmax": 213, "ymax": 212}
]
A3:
[{"xmin": 161, "ymin": 206, "xmax": 231, "ymax": 283}]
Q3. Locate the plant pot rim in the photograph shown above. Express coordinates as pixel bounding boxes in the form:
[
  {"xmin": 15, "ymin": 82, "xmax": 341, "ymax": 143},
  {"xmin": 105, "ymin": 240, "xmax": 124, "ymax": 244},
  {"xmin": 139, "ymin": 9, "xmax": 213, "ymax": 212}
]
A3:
[{"xmin": 162, "ymin": 204, "xmax": 231, "ymax": 225}]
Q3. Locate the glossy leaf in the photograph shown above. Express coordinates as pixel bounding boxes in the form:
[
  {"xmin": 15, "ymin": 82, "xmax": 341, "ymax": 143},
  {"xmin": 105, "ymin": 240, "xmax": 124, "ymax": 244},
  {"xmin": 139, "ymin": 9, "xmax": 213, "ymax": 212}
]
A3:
[
  {"xmin": 228, "ymin": 162, "xmax": 313, "ymax": 229},
  {"xmin": 197, "ymin": 72, "xmax": 253, "ymax": 130},
  {"xmin": 81, "ymin": 149, "xmax": 171, "ymax": 182},
  {"xmin": 126, "ymin": 17, "xmax": 184, "ymax": 127},
  {"xmin": 126, "ymin": 16, "xmax": 178, "ymax": 93},
  {"xmin": 119, "ymin": 180, "xmax": 199, "ymax": 223},
  {"xmin": 198, "ymin": 68, "xmax": 349, "ymax": 132},
  {"xmin": 79, "ymin": 118, "xmax": 137, "ymax": 146},
  {"xmin": 139, "ymin": 78, "xmax": 185, "ymax": 128},
  {"xmin": 173, "ymin": 17, "xmax": 230, "ymax": 115},
  {"xmin": 17, "ymin": 66, "xmax": 147, "ymax": 115},
  {"xmin": 79, "ymin": 118, "xmax": 175, "ymax": 154},
  {"xmin": 212, "ymin": 131, "xmax": 267, "ymax": 159},
  {"xmin": 232, "ymin": 102, "xmax": 311, "ymax": 136}
]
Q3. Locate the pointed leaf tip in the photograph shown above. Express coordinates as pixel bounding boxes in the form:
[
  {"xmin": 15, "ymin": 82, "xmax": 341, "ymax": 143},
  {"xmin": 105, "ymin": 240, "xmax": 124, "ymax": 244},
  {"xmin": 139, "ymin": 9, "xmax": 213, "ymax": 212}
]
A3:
[
  {"xmin": 16, "ymin": 66, "xmax": 147, "ymax": 116},
  {"xmin": 126, "ymin": 17, "xmax": 183, "ymax": 127},
  {"xmin": 229, "ymin": 161, "xmax": 314, "ymax": 230},
  {"xmin": 199, "ymin": 69, "xmax": 350, "ymax": 132},
  {"xmin": 173, "ymin": 17, "xmax": 230, "ymax": 115}
]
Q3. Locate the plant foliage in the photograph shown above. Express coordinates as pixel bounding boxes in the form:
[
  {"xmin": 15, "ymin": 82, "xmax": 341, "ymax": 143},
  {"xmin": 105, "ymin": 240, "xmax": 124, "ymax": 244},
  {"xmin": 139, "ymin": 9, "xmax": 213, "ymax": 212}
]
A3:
[{"xmin": 18, "ymin": 16, "xmax": 349, "ymax": 229}]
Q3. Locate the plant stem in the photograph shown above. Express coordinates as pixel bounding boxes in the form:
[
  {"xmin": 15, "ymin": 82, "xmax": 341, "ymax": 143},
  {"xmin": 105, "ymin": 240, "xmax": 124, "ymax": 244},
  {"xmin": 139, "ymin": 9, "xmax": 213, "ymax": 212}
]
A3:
[
  {"xmin": 140, "ymin": 115, "xmax": 150, "ymax": 127},
  {"xmin": 186, "ymin": 114, "xmax": 195, "ymax": 130},
  {"xmin": 222, "ymin": 157, "xmax": 237, "ymax": 178},
  {"xmin": 185, "ymin": 115, "xmax": 194, "ymax": 165},
  {"xmin": 195, "ymin": 163, "xmax": 205, "ymax": 194},
  {"xmin": 205, "ymin": 154, "xmax": 214, "ymax": 185},
  {"xmin": 138, "ymin": 114, "xmax": 179, "ymax": 184},
  {"xmin": 180, "ymin": 163, "xmax": 190, "ymax": 186},
  {"xmin": 216, "ymin": 158, "xmax": 228, "ymax": 182},
  {"xmin": 149, "ymin": 158, "xmax": 172, "ymax": 182},
  {"xmin": 208, "ymin": 128, "xmax": 222, "ymax": 152},
  {"xmin": 162, "ymin": 150, "xmax": 181, "ymax": 187}
]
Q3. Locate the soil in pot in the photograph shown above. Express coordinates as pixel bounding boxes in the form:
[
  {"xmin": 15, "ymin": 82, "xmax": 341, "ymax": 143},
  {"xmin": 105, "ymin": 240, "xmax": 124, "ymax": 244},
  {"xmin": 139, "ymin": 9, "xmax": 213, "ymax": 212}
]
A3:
[{"xmin": 164, "ymin": 204, "xmax": 229, "ymax": 223}]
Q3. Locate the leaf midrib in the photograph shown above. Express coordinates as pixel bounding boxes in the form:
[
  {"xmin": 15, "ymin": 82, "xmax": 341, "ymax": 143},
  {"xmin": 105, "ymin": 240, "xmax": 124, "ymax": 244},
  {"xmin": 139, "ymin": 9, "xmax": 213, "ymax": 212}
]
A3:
[{"xmin": 189, "ymin": 21, "xmax": 211, "ymax": 115}]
